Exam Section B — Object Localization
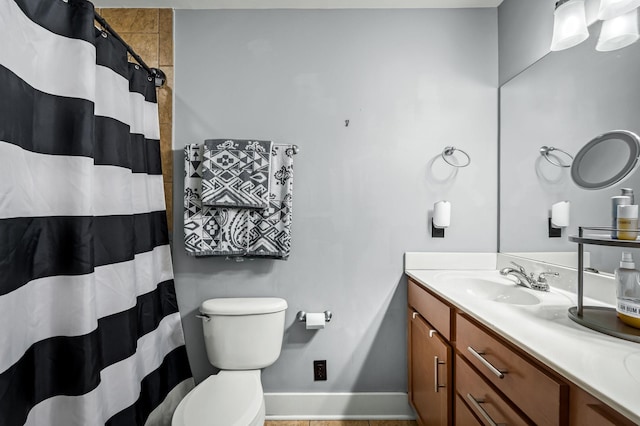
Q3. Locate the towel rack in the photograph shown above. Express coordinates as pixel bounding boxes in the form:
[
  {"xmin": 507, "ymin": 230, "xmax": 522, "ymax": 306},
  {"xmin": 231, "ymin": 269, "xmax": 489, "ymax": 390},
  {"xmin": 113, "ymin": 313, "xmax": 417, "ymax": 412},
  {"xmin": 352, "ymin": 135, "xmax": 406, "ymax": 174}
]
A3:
[
  {"xmin": 441, "ymin": 146, "xmax": 471, "ymax": 168},
  {"xmin": 540, "ymin": 146, "xmax": 573, "ymax": 168},
  {"xmin": 275, "ymin": 144, "xmax": 299, "ymax": 154}
]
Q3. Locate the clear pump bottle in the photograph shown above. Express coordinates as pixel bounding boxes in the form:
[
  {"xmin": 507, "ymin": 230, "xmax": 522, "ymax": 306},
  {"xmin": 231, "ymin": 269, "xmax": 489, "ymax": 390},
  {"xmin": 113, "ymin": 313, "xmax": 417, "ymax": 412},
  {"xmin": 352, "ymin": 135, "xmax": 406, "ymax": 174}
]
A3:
[{"xmin": 615, "ymin": 252, "xmax": 640, "ymax": 329}]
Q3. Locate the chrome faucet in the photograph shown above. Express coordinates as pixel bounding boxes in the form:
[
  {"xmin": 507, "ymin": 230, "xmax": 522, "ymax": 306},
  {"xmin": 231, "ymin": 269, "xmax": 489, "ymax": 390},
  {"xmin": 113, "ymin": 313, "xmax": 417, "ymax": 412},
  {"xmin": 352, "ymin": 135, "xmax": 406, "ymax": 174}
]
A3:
[
  {"xmin": 500, "ymin": 261, "xmax": 536, "ymax": 289},
  {"xmin": 500, "ymin": 262, "xmax": 558, "ymax": 292}
]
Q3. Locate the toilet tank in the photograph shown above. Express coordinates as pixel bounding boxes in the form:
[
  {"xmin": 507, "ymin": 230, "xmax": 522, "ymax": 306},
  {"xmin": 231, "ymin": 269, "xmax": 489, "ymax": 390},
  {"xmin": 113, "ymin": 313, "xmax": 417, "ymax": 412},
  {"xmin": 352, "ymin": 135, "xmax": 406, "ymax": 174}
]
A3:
[{"xmin": 200, "ymin": 298, "xmax": 287, "ymax": 370}]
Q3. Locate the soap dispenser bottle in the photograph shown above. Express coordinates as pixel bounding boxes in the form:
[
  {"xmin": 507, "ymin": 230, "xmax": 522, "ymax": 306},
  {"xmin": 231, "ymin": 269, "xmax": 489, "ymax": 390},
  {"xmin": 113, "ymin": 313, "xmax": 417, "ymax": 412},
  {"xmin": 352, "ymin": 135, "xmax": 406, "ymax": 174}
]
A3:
[{"xmin": 615, "ymin": 252, "xmax": 640, "ymax": 329}]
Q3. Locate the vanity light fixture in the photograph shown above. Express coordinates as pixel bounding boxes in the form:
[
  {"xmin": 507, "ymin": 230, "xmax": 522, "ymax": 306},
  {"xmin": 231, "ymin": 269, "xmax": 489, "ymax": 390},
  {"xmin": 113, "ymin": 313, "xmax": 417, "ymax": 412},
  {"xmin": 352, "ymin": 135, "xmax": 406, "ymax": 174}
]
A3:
[
  {"xmin": 596, "ymin": 8, "xmax": 640, "ymax": 51},
  {"xmin": 551, "ymin": 0, "xmax": 590, "ymax": 51},
  {"xmin": 597, "ymin": 0, "xmax": 640, "ymax": 20}
]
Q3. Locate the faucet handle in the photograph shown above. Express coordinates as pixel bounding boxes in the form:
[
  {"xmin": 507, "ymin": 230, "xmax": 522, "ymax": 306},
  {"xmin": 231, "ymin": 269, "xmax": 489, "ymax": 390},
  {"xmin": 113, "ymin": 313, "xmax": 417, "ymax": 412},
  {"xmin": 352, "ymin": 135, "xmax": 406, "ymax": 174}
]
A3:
[
  {"xmin": 532, "ymin": 271, "xmax": 558, "ymax": 292},
  {"xmin": 537, "ymin": 271, "xmax": 560, "ymax": 283},
  {"xmin": 510, "ymin": 261, "xmax": 527, "ymax": 274}
]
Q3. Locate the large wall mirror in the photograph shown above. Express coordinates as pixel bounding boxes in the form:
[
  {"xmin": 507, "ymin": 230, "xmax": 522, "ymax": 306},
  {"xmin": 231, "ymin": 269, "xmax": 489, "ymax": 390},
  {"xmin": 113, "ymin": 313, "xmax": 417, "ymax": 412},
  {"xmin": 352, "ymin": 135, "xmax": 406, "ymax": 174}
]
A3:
[{"xmin": 500, "ymin": 20, "xmax": 640, "ymax": 274}]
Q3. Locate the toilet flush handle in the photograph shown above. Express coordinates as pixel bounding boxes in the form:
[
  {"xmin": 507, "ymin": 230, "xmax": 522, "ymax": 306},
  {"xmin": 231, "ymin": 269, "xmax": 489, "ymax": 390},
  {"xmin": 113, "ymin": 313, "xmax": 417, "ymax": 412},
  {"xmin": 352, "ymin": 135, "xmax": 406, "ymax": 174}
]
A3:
[{"xmin": 196, "ymin": 314, "xmax": 211, "ymax": 322}]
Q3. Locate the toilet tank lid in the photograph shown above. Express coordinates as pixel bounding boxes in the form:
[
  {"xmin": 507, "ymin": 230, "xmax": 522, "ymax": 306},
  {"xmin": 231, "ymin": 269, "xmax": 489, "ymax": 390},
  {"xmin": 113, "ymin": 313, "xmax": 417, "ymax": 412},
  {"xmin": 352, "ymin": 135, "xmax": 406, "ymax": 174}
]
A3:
[{"xmin": 201, "ymin": 298, "xmax": 288, "ymax": 315}]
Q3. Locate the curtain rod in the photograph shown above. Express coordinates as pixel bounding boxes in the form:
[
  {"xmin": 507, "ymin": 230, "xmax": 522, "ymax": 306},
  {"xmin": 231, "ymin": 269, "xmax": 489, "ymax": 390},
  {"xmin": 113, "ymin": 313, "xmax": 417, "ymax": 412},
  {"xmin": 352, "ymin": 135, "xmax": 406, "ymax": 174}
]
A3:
[{"xmin": 94, "ymin": 11, "xmax": 166, "ymax": 88}]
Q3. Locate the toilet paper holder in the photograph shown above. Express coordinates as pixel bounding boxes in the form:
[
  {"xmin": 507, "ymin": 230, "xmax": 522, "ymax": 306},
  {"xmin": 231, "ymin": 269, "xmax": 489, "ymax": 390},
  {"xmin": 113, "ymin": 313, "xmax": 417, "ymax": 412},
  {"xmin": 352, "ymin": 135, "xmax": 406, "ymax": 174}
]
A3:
[{"xmin": 296, "ymin": 310, "xmax": 333, "ymax": 323}]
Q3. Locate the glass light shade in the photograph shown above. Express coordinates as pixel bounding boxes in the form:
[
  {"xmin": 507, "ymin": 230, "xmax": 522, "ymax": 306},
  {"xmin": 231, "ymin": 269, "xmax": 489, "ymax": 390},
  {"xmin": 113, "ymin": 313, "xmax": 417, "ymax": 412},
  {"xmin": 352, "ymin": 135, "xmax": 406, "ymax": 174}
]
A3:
[
  {"xmin": 550, "ymin": 0, "xmax": 589, "ymax": 51},
  {"xmin": 597, "ymin": 9, "xmax": 640, "ymax": 51},
  {"xmin": 597, "ymin": 0, "xmax": 640, "ymax": 21}
]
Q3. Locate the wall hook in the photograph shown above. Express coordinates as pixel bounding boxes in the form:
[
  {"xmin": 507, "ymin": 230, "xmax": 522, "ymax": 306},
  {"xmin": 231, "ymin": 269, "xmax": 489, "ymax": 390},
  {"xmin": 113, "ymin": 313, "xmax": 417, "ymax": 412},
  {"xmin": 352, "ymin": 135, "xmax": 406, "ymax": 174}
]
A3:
[{"xmin": 345, "ymin": 120, "xmax": 350, "ymax": 127}]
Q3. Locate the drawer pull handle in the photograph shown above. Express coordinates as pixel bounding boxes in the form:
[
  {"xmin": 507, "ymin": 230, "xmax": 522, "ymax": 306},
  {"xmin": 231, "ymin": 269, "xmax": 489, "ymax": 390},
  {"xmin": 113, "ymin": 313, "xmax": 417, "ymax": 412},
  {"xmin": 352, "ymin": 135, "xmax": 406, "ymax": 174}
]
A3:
[
  {"xmin": 434, "ymin": 356, "xmax": 446, "ymax": 393},
  {"xmin": 467, "ymin": 346, "xmax": 507, "ymax": 379},
  {"xmin": 466, "ymin": 393, "xmax": 506, "ymax": 426}
]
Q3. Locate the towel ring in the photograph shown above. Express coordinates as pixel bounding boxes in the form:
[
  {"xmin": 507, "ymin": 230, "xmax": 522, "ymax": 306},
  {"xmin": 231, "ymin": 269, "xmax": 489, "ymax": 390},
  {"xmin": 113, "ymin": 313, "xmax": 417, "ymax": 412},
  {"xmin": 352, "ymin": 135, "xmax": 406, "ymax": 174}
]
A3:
[
  {"xmin": 441, "ymin": 146, "xmax": 471, "ymax": 168},
  {"xmin": 540, "ymin": 146, "xmax": 573, "ymax": 168}
]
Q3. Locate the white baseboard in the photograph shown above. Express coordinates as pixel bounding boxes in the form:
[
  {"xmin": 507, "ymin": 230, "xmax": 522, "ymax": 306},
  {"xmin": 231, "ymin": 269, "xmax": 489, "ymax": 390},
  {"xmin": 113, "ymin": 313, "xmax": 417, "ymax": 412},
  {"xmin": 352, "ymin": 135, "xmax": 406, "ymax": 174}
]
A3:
[{"xmin": 264, "ymin": 392, "xmax": 416, "ymax": 420}]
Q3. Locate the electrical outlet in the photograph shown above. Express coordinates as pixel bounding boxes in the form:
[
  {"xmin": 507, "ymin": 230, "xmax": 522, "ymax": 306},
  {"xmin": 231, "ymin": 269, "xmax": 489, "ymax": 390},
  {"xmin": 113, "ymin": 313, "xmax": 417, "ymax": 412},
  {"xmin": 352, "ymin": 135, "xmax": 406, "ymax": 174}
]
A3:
[{"xmin": 313, "ymin": 360, "xmax": 327, "ymax": 381}]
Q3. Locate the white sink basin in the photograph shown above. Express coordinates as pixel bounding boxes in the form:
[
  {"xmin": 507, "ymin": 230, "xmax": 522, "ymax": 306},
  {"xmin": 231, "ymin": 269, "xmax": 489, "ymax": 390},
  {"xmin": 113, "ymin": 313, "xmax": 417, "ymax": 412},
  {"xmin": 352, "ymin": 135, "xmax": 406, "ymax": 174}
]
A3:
[{"xmin": 440, "ymin": 276, "xmax": 541, "ymax": 305}]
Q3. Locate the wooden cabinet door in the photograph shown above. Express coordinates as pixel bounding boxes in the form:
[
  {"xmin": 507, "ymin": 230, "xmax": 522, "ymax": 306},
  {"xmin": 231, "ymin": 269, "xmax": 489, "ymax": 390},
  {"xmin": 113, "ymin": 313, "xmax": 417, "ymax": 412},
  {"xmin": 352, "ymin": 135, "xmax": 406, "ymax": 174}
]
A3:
[
  {"xmin": 410, "ymin": 311, "xmax": 452, "ymax": 426},
  {"xmin": 570, "ymin": 384, "xmax": 636, "ymax": 426}
]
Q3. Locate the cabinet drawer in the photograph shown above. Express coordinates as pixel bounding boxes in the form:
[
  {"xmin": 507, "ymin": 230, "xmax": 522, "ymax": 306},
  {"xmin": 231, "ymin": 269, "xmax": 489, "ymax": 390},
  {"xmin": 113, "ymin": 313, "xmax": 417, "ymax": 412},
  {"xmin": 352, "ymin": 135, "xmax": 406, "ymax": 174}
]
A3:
[
  {"xmin": 455, "ymin": 393, "xmax": 482, "ymax": 425},
  {"xmin": 569, "ymin": 384, "xmax": 636, "ymax": 426},
  {"xmin": 457, "ymin": 314, "xmax": 567, "ymax": 426},
  {"xmin": 456, "ymin": 355, "xmax": 529, "ymax": 426},
  {"xmin": 408, "ymin": 278, "xmax": 452, "ymax": 340}
]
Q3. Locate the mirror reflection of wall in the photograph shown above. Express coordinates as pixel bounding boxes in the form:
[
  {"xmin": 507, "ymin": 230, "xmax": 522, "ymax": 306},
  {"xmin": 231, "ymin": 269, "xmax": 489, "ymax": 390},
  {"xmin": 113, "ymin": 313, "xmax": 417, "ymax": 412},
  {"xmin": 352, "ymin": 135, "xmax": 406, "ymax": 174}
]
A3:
[{"xmin": 500, "ymin": 19, "xmax": 640, "ymax": 274}]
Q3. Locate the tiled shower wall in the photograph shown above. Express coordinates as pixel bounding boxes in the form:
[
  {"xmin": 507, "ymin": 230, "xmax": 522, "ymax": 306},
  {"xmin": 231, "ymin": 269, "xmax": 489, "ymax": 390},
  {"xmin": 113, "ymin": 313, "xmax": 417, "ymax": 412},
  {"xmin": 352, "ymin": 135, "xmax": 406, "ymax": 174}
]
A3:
[{"xmin": 96, "ymin": 8, "xmax": 174, "ymax": 230}]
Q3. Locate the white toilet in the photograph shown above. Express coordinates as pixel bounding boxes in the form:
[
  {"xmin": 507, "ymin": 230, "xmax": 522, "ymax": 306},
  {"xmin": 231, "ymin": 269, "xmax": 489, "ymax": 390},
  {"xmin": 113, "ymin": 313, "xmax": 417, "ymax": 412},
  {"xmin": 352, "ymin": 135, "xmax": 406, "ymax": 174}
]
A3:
[{"xmin": 172, "ymin": 297, "xmax": 288, "ymax": 426}]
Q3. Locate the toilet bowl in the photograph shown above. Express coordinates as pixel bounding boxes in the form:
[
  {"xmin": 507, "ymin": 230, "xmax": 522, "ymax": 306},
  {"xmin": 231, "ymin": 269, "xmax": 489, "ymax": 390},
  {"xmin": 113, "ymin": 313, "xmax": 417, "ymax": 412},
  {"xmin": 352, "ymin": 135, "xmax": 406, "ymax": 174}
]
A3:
[
  {"xmin": 172, "ymin": 297, "xmax": 287, "ymax": 426},
  {"xmin": 172, "ymin": 370, "xmax": 265, "ymax": 426}
]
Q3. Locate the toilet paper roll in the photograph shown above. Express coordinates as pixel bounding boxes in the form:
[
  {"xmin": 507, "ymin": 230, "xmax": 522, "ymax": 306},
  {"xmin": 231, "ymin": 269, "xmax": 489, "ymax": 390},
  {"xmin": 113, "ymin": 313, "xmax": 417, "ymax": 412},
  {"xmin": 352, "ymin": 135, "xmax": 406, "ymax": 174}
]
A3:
[{"xmin": 305, "ymin": 313, "xmax": 326, "ymax": 330}]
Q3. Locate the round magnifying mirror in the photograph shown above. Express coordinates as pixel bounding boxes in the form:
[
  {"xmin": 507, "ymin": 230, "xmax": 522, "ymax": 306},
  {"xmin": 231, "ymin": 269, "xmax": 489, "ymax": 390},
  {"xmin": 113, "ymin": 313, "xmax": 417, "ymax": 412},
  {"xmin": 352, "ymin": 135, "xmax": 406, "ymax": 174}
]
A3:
[{"xmin": 571, "ymin": 130, "xmax": 640, "ymax": 190}]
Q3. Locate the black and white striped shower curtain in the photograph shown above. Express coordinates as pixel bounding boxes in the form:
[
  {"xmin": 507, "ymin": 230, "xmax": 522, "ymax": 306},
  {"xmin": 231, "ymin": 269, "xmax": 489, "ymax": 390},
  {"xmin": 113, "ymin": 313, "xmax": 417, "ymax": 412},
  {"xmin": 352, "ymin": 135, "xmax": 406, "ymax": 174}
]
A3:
[{"xmin": 0, "ymin": 0, "xmax": 194, "ymax": 425}]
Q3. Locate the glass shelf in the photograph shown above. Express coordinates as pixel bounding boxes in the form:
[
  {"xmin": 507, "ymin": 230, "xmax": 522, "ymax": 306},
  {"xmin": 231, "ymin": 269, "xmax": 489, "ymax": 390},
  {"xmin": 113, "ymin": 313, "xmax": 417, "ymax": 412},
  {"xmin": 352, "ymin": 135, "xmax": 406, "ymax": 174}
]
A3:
[
  {"xmin": 568, "ymin": 234, "xmax": 640, "ymax": 248},
  {"xmin": 568, "ymin": 226, "xmax": 640, "ymax": 343},
  {"xmin": 568, "ymin": 306, "xmax": 640, "ymax": 343}
]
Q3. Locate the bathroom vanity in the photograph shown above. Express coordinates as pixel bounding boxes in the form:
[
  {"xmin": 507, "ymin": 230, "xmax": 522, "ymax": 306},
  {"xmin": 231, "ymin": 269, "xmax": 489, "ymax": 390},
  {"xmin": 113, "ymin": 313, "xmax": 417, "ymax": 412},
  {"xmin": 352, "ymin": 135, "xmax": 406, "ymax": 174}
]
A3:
[{"xmin": 405, "ymin": 254, "xmax": 640, "ymax": 426}]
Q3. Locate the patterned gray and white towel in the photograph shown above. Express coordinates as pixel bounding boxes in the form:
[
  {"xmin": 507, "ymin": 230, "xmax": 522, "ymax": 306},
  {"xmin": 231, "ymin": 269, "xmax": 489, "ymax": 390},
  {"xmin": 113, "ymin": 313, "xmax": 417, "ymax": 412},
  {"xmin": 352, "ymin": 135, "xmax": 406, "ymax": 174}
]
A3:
[
  {"xmin": 184, "ymin": 144, "xmax": 248, "ymax": 257},
  {"xmin": 184, "ymin": 143, "xmax": 295, "ymax": 259},
  {"xmin": 247, "ymin": 144, "xmax": 295, "ymax": 259},
  {"xmin": 201, "ymin": 139, "xmax": 273, "ymax": 209}
]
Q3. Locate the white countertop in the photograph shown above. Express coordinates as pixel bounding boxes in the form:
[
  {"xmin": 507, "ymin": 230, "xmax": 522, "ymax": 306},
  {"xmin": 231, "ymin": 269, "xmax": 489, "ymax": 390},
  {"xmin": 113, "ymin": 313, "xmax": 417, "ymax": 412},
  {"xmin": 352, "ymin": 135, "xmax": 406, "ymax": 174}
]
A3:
[{"xmin": 405, "ymin": 268, "xmax": 640, "ymax": 424}]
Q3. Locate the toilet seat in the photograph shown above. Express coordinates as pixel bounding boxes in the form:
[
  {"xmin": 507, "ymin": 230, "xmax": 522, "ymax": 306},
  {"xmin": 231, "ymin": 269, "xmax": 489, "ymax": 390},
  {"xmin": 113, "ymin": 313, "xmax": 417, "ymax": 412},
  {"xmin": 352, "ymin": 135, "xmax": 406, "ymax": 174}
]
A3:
[{"xmin": 172, "ymin": 370, "xmax": 264, "ymax": 426}]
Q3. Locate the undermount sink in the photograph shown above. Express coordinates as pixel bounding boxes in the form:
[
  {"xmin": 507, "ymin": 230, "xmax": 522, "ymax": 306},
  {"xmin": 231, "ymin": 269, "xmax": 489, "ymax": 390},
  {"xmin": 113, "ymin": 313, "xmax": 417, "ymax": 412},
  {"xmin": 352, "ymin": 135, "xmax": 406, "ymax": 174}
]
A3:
[{"xmin": 441, "ymin": 277, "xmax": 541, "ymax": 306}]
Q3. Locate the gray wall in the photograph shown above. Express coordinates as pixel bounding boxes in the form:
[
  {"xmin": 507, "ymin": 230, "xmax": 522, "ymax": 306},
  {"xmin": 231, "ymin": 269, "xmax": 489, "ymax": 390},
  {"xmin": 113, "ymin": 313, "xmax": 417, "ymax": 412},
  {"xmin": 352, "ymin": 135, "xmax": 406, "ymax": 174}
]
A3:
[{"xmin": 173, "ymin": 9, "xmax": 498, "ymax": 392}]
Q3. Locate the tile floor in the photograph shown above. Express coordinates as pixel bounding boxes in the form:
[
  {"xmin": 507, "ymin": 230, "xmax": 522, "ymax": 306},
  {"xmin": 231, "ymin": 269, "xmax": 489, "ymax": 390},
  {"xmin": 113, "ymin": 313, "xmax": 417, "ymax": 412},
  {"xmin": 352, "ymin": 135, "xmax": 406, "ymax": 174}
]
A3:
[{"xmin": 265, "ymin": 421, "xmax": 418, "ymax": 426}]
